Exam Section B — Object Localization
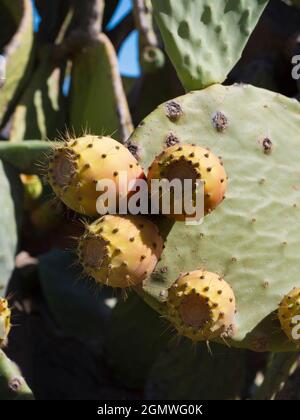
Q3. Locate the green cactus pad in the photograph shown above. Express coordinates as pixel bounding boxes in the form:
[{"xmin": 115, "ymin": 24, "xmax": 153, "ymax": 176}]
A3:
[
  {"xmin": 9, "ymin": 47, "xmax": 65, "ymax": 141},
  {"xmin": 69, "ymin": 33, "xmax": 133, "ymax": 142},
  {"xmin": 146, "ymin": 340, "xmax": 246, "ymax": 399},
  {"xmin": 133, "ymin": 0, "xmax": 165, "ymax": 74},
  {"xmin": 38, "ymin": 250, "xmax": 115, "ymax": 341},
  {"xmin": 104, "ymin": 293, "xmax": 171, "ymax": 389},
  {"xmin": 129, "ymin": 83, "xmax": 300, "ymax": 351},
  {"xmin": 0, "ymin": 0, "xmax": 34, "ymax": 125},
  {"xmin": 0, "ymin": 140, "xmax": 53, "ymax": 174},
  {"xmin": 0, "ymin": 160, "xmax": 22, "ymax": 296},
  {"xmin": 151, "ymin": 0, "xmax": 269, "ymax": 91}
]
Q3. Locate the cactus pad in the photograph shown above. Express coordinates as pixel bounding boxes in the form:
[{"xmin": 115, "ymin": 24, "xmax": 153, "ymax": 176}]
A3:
[
  {"xmin": 0, "ymin": 0, "xmax": 33, "ymax": 124},
  {"xmin": 146, "ymin": 340, "xmax": 246, "ymax": 400},
  {"xmin": 0, "ymin": 161, "xmax": 20, "ymax": 295},
  {"xmin": 151, "ymin": 0, "xmax": 269, "ymax": 91},
  {"xmin": 69, "ymin": 34, "xmax": 133, "ymax": 142},
  {"xmin": 129, "ymin": 83, "xmax": 300, "ymax": 351}
]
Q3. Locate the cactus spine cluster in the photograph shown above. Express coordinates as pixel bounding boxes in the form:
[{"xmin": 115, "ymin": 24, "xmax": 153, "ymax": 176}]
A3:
[
  {"xmin": 0, "ymin": 298, "xmax": 11, "ymax": 346},
  {"xmin": 78, "ymin": 215, "xmax": 164, "ymax": 288},
  {"xmin": 166, "ymin": 270, "xmax": 236, "ymax": 342},
  {"xmin": 278, "ymin": 288, "xmax": 300, "ymax": 348},
  {"xmin": 48, "ymin": 136, "xmax": 145, "ymax": 217},
  {"xmin": 147, "ymin": 144, "xmax": 227, "ymax": 221}
]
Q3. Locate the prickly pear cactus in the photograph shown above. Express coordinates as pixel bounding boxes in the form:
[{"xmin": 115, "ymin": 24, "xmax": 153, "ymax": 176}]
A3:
[
  {"xmin": 0, "ymin": 0, "xmax": 34, "ymax": 124},
  {"xmin": 129, "ymin": 83, "xmax": 300, "ymax": 352},
  {"xmin": 104, "ymin": 293, "xmax": 171, "ymax": 389},
  {"xmin": 9, "ymin": 47, "xmax": 65, "ymax": 141},
  {"xmin": 146, "ymin": 340, "xmax": 246, "ymax": 400},
  {"xmin": 38, "ymin": 250, "xmax": 115, "ymax": 341},
  {"xmin": 0, "ymin": 140, "xmax": 54, "ymax": 174},
  {"xmin": 0, "ymin": 160, "xmax": 21, "ymax": 295},
  {"xmin": 133, "ymin": 0, "xmax": 165, "ymax": 73},
  {"xmin": 0, "ymin": 349, "xmax": 34, "ymax": 400},
  {"xmin": 69, "ymin": 34, "xmax": 133, "ymax": 142},
  {"xmin": 151, "ymin": 0, "xmax": 269, "ymax": 91}
]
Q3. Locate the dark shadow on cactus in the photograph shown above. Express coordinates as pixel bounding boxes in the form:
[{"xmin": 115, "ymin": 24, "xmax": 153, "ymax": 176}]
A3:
[
  {"xmin": 35, "ymin": 0, "xmax": 71, "ymax": 43},
  {"xmin": 38, "ymin": 249, "xmax": 119, "ymax": 341},
  {"xmin": 9, "ymin": 47, "xmax": 67, "ymax": 141},
  {"xmin": 129, "ymin": 57, "xmax": 184, "ymax": 126},
  {"xmin": 145, "ymin": 339, "xmax": 247, "ymax": 400},
  {"xmin": 227, "ymin": 0, "xmax": 300, "ymax": 97},
  {"xmin": 104, "ymin": 292, "xmax": 171, "ymax": 389},
  {"xmin": 0, "ymin": 2, "xmax": 17, "ymax": 50}
]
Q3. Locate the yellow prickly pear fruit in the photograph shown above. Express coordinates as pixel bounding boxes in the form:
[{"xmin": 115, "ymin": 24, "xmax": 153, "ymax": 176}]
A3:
[
  {"xmin": 167, "ymin": 270, "xmax": 236, "ymax": 341},
  {"xmin": 0, "ymin": 298, "xmax": 11, "ymax": 346},
  {"xmin": 78, "ymin": 215, "xmax": 164, "ymax": 288},
  {"xmin": 47, "ymin": 136, "xmax": 145, "ymax": 217},
  {"xmin": 147, "ymin": 144, "xmax": 227, "ymax": 221},
  {"xmin": 278, "ymin": 288, "xmax": 300, "ymax": 348}
]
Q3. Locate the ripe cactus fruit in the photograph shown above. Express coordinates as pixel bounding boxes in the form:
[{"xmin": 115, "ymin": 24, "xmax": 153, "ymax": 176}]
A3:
[
  {"xmin": 147, "ymin": 144, "xmax": 227, "ymax": 221},
  {"xmin": 278, "ymin": 288, "xmax": 300, "ymax": 348},
  {"xmin": 78, "ymin": 215, "xmax": 164, "ymax": 288},
  {"xmin": 167, "ymin": 270, "xmax": 236, "ymax": 341},
  {"xmin": 0, "ymin": 298, "xmax": 11, "ymax": 346},
  {"xmin": 48, "ymin": 135, "xmax": 145, "ymax": 217}
]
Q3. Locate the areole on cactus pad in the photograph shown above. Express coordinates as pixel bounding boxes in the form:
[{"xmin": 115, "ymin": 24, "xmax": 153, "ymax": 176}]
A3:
[
  {"xmin": 47, "ymin": 135, "xmax": 145, "ymax": 217},
  {"xmin": 129, "ymin": 83, "xmax": 300, "ymax": 352},
  {"xmin": 78, "ymin": 214, "xmax": 164, "ymax": 288}
]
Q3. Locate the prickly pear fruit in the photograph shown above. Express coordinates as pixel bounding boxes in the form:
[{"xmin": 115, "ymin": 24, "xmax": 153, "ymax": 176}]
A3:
[
  {"xmin": 78, "ymin": 215, "xmax": 164, "ymax": 288},
  {"xmin": 147, "ymin": 144, "xmax": 227, "ymax": 221},
  {"xmin": 48, "ymin": 136, "xmax": 145, "ymax": 217},
  {"xmin": 20, "ymin": 174, "xmax": 43, "ymax": 210},
  {"xmin": 0, "ymin": 298, "xmax": 11, "ymax": 346},
  {"xmin": 278, "ymin": 288, "xmax": 300, "ymax": 348},
  {"xmin": 167, "ymin": 270, "xmax": 236, "ymax": 342}
]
